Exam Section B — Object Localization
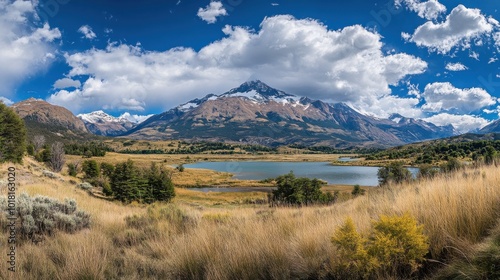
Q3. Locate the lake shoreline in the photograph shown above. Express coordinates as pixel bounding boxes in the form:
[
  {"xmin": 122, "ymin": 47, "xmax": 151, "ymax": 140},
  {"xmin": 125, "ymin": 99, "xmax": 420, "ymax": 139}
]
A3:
[{"xmin": 183, "ymin": 161, "xmax": 400, "ymax": 187}]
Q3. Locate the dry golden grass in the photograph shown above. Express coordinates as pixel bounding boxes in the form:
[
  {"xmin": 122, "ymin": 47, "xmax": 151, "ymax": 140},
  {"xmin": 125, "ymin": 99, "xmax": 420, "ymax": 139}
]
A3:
[
  {"xmin": 0, "ymin": 157, "xmax": 499, "ymax": 279},
  {"xmin": 67, "ymin": 151, "xmax": 354, "ymax": 166}
]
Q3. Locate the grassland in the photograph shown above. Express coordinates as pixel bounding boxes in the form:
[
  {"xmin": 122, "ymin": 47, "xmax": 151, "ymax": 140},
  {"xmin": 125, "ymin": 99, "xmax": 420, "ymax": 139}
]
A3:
[{"xmin": 0, "ymin": 155, "xmax": 499, "ymax": 279}]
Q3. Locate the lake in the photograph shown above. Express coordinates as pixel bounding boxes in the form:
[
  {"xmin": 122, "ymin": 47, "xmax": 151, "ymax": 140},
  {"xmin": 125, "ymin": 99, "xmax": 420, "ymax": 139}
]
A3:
[{"xmin": 184, "ymin": 161, "xmax": 419, "ymax": 187}]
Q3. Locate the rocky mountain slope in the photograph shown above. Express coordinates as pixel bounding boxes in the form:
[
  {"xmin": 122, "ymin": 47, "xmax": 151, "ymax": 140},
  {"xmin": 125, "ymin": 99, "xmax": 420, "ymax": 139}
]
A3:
[
  {"xmin": 479, "ymin": 119, "xmax": 500, "ymax": 134},
  {"xmin": 125, "ymin": 81, "xmax": 455, "ymax": 147},
  {"xmin": 12, "ymin": 98, "xmax": 88, "ymax": 133},
  {"xmin": 77, "ymin": 111, "xmax": 138, "ymax": 136}
]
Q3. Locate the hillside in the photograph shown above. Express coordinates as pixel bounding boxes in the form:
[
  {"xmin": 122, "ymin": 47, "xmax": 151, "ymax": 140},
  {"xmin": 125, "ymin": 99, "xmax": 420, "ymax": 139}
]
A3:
[
  {"xmin": 11, "ymin": 98, "xmax": 103, "ymax": 143},
  {"xmin": 125, "ymin": 81, "xmax": 454, "ymax": 147},
  {"xmin": 365, "ymin": 132, "xmax": 500, "ymax": 164}
]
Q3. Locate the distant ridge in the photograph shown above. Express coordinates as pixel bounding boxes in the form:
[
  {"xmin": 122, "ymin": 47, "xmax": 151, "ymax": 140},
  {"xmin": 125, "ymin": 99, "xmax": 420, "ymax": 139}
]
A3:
[{"xmin": 11, "ymin": 98, "xmax": 96, "ymax": 142}]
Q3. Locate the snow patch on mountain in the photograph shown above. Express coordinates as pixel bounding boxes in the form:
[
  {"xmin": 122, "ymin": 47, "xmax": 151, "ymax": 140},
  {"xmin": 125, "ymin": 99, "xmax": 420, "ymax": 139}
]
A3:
[{"xmin": 78, "ymin": 111, "xmax": 151, "ymax": 124}]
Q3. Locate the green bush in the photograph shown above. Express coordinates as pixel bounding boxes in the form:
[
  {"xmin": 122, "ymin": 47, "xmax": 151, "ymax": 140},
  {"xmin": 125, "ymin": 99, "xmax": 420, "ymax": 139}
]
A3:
[
  {"xmin": 440, "ymin": 158, "xmax": 463, "ymax": 173},
  {"xmin": 351, "ymin": 185, "xmax": 365, "ymax": 197},
  {"xmin": 176, "ymin": 163, "xmax": 185, "ymax": 172},
  {"xmin": 378, "ymin": 162, "xmax": 413, "ymax": 186},
  {"xmin": 270, "ymin": 172, "xmax": 333, "ymax": 206},
  {"xmin": 0, "ymin": 193, "xmax": 91, "ymax": 242},
  {"xmin": 67, "ymin": 163, "xmax": 78, "ymax": 177},
  {"xmin": 35, "ymin": 148, "xmax": 51, "ymax": 163},
  {"xmin": 331, "ymin": 214, "xmax": 429, "ymax": 279},
  {"xmin": 417, "ymin": 164, "xmax": 439, "ymax": 180},
  {"xmin": 27, "ymin": 144, "xmax": 35, "ymax": 156}
]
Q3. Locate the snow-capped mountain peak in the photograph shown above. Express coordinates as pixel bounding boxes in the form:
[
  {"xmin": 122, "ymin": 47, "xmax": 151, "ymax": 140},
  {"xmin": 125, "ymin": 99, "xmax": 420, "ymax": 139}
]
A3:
[
  {"xmin": 177, "ymin": 80, "xmax": 302, "ymax": 109},
  {"xmin": 177, "ymin": 94, "xmax": 218, "ymax": 112},
  {"xmin": 77, "ymin": 111, "xmax": 120, "ymax": 124},
  {"xmin": 78, "ymin": 111, "xmax": 152, "ymax": 124},
  {"xmin": 78, "ymin": 110, "xmax": 153, "ymax": 137}
]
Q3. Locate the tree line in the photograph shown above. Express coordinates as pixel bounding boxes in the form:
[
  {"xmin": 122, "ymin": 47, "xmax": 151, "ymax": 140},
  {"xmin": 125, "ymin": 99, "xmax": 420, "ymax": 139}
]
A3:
[
  {"xmin": 76, "ymin": 159, "xmax": 175, "ymax": 204},
  {"xmin": 367, "ymin": 140, "xmax": 500, "ymax": 165}
]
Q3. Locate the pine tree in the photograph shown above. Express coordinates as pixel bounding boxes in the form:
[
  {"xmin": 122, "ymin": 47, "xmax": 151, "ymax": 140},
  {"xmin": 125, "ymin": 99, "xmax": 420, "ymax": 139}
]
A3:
[
  {"xmin": 0, "ymin": 102, "xmax": 27, "ymax": 163},
  {"xmin": 146, "ymin": 163, "xmax": 175, "ymax": 203},
  {"xmin": 82, "ymin": 160, "xmax": 100, "ymax": 179},
  {"xmin": 110, "ymin": 159, "xmax": 141, "ymax": 203}
]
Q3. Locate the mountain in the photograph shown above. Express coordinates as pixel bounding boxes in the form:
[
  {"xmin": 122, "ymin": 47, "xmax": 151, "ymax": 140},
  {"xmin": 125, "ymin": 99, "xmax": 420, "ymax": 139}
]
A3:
[
  {"xmin": 77, "ymin": 111, "xmax": 138, "ymax": 136},
  {"xmin": 479, "ymin": 119, "xmax": 500, "ymax": 134},
  {"xmin": 125, "ymin": 81, "xmax": 454, "ymax": 147},
  {"xmin": 11, "ymin": 98, "xmax": 94, "ymax": 142}
]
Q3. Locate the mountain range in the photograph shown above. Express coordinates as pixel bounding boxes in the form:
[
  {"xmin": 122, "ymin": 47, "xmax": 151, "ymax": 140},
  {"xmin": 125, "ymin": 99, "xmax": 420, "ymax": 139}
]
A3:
[
  {"xmin": 13, "ymin": 81, "xmax": 499, "ymax": 147},
  {"xmin": 122, "ymin": 80, "xmax": 456, "ymax": 147},
  {"xmin": 77, "ymin": 111, "xmax": 139, "ymax": 136}
]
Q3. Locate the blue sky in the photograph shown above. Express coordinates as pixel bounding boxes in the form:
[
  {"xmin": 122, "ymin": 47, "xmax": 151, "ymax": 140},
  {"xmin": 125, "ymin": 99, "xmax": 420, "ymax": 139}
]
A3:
[{"xmin": 0, "ymin": 0, "xmax": 499, "ymax": 132}]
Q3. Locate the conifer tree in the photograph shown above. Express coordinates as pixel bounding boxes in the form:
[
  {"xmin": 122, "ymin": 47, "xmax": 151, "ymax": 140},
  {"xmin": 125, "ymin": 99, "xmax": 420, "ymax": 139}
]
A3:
[
  {"xmin": 110, "ymin": 159, "xmax": 141, "ymax": 203},
  {"xmin": 146, "ymin": 162, "xmax": 175, "ymax": 203},
  {"xmin": 0, "ymin": 102, "xmax": 27, "ymax": 163}
]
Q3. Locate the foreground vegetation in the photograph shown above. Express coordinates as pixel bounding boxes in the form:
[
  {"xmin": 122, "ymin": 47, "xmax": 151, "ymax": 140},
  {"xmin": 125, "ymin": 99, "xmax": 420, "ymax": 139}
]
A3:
[
  {"xmin": 1, "ymin": 157, "xmax": 499, "ymax": 279},
  {"xmin": 1, "ymin": 103, "xmax": 499, "ymax": 279}
]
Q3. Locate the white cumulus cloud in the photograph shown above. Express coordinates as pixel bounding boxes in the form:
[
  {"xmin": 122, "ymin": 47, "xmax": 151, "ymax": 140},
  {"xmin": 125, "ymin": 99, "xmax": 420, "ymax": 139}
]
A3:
[
  {"xmin": 423, "ymin": 113, "xmax": 490, "ymax": 133},
  {"xmin": 78, "ymin": 25, "xmax": 96, "ymax": 40},
  {"xmin": 53, "ymin": 78, "xmax": 81, "ymax": 89},
  {"xmin": 421, "ymin": 82, "xmax": 496, "ymax": 114},
  {"xmin": 408, "ymin": 5, "xmax": 494, "ymax": 54},
  {"xmin": 0, "ymin": 0, "xmax": 61, "ymax": 97},
  {"xmin": 119, "ymin": 112, "xmax": 153, "ymax": 124},
  {"xmin": 197, "ymin": 1, "xmax": 227, "ymax": 24},
  {"xmin": 395, "ymin": 0, "xmax": 446, "ymax": 20},
  {"xmin": 48, "ymin": 15, "xmax": 427, "ymax": 114},
  {"xmin": 445, "ymin": 62, "xmax": 468, "ymax": 71},
  {"xmin": 0, "ymin": 96, "xmax": 13, "ymax": 106}
]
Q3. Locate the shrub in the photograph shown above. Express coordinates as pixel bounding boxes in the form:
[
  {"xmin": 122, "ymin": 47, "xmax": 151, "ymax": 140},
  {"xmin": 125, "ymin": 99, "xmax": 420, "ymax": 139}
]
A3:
[
  {"xmin": 0, "ymin": 193, "xmax": 91, "ymax": 242},
  {"xmin": 417, "ymin": 164, "xmax": 439, "ymax": 180},
  {"xmin": 67, "ymin": 163, "xmax": 78, "ymax": 177},
  {"xmin": 77, "ymin": 182, "xmax": 93, "ymax": 191},
  {"xmin": 176, "ymin": 163, "xmax": 185, "ymax": 172},
  {"xmin": 270, "ymin": 172, "xmax": 332, "ymax": 206},
  {"xmin": 331, "ymin": 214, "xmax": 429, "ymax": 279},
  {"xmin": 331, "ymin": 218, "xmax": 374, "ymax": 279},
  {"xmin": 27, "ymin": 144, "xmax": 35, "ymax": 156},
  {"xmin": 351, "ymin": 185, "xmax": 365, "ymax": 197},
  {"xmin": 35, "ymin": 148, "xmax": 51, "ymax": 163},
  {"xmin": 42, "ymin": 170, "xmax": 59, "ymax": 180},
  {"xmin": 378, "ymin": 162, "xmax": 413, "ymax": 186},
  {"xmin": 368, "ymin": 213, "xmax": 429, "ymax": 278},
  {"xmin": 441, "ymin": 158, "xmax": 463, "ymax": 173}
]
